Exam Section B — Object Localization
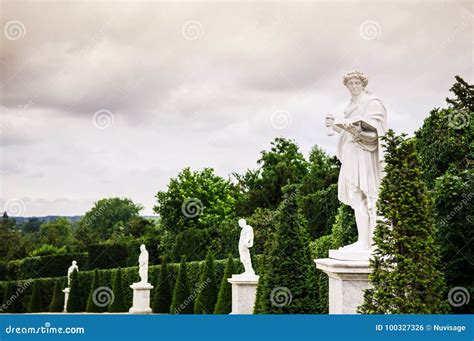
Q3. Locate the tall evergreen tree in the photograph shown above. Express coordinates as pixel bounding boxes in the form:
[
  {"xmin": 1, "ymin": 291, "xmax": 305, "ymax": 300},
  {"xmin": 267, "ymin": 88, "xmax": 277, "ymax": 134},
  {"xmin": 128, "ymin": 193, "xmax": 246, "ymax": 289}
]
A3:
[
  {"xmin": 66, "ymin": 269, "xmax": 82, "ymax": 312},
  {"xmin": 170, "ymin": 257, "xmax": 193, "ymax": 314},
  {"xmin": 108, "ymin": 268, "xmax": 127, "ymax": 312},
  {"xmin": 49, "ymin": 279, "xmax": 64, "ymax": 312},
  {"xmin": 28, "ymin": 280, "xmax": 43, "ymax": 313},
  {"xmin": 254, "ymin": 185, "xmax": 318, "ymax": 314},
  {"xmin": 152, "ymin": 258, "xmax": 172, "ymax": 313},
  {"xmin": 194, "ymin": 250, "xmax": 218, "ymax": 314},
  {"xmin": 86, "ymin": 269, "xmax": 104, "ymax": 312},
  {"xmin": 360, "ymin": 130, "xmax": 449, "ymax": 314},
  {"xmin": 214, "ymin": 254, "xmax": 236, "ymax": 314}
]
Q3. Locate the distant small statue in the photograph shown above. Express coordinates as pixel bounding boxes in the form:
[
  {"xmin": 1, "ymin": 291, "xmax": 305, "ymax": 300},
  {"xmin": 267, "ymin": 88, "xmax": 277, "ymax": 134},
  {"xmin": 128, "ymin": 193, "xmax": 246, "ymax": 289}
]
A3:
[
  {"xmin": 67, "ymin": 260, "xmax": 79, "ymax": 287},
  {"xmin": 138, "ymin": 244, "xmax": 149, "ymax": 283},
  {"xmin": 238, "ymin": 219, "xmax": 255, "ymax": 276}
]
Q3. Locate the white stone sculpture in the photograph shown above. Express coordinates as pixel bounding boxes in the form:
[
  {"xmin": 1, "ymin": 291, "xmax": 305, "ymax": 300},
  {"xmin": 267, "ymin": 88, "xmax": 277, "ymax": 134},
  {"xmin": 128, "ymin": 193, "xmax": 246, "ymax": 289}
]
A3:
[
  {"xmin": 138, "ymin": 244, "xmax": 149, "ymax": 284},
  {"xmin": 325, "ymin": 70, "xmax": 387, "ymax": 260},
  {"xmin": 238, "ymin": 218, "xmax": 255, "ymax": 276},
  {"xmin": 63, "ymin": 260, "xmax": 78, "ymax": 312},
  {"xmin": 129, "ymin": 244, "xmax": 153, "ymax": 314},
  {"xmin": 67, "ymin": 260, "xmax": 79, "ymax": 287}
]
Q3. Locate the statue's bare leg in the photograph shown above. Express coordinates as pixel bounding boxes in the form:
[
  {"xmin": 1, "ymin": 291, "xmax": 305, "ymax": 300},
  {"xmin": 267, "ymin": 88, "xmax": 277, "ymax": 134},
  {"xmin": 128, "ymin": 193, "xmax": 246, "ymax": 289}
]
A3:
[{"xmin": 339, "ymin": 205, "xmax": 370, "ymax": 251}]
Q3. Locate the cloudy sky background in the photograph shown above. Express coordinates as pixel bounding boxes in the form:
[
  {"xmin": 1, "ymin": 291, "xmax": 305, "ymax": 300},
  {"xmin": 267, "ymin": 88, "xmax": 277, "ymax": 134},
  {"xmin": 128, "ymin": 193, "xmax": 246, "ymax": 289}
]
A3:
[{"xmin": 1, "ymin": 0, "xmax": 472, "ymax": 216}]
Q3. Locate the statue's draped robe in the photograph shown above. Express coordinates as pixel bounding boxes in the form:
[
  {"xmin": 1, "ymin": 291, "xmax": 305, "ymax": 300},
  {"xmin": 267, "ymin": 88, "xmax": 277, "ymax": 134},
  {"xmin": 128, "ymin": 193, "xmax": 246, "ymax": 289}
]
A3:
[
  {"xmin": 239, "ymin": 227, "xmax": 253, "ymax": 263},
  {"xmin": 336, "ymin": 91, "xmax": 387, "ymax": 213},
  {"xmin": 139, "ymin": 251, "xmax": 149, "ymax": 283}
]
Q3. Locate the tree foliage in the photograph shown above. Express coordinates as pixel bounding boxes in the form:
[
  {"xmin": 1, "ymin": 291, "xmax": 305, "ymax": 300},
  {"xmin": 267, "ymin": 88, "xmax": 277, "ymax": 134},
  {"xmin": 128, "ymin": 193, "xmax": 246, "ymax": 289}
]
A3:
[{"xmin": 360, "ymin": 131, "xmax": 448, "ymax": 314}]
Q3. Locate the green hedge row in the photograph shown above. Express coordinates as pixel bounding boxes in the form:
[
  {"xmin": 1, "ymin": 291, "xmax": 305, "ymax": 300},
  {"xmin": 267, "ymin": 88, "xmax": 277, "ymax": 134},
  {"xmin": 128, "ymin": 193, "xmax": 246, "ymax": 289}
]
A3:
[
  {"xmin": 0, "ymin": 253, "xmax": 88, "ymax": 281},
  {"xmin": 0, "ymin": 256, "xmax": 263, "ymax": 313},
  {"xmin": 0, "ymin": 240, "xmax": 163, "ymax": 281}
]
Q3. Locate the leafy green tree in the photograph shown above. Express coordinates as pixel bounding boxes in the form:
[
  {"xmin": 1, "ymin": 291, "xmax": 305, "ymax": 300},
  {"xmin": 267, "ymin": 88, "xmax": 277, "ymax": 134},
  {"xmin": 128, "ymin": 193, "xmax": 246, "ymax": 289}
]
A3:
[
  {"xmin": 170, "ymin": 257, "xmax": 193, "ymax": 314},
  {"xmin": 0, "ymin": 214, "xmax": 28, "ymax": 260},
  {"xmin": 152, "ymin": 258, "xmax": 172, "ymax": 313},
  {"xmin": 108, "ymin": 268, "xmax": 127, "ymax": 312},
  {"xmin": 39, "ymin": 217, "xmax": 73, "ymax": 247},
  {"xmin": 194, "ymin": 250, "xmax": 218, "ymax": 314},
  {"xmin": 81, "ymin": 198, "xmax": 143, "ymax": 240},
  {"xmin": 235, "ymin": 138, "xmax": 309, "ymax": 216},
  {"xmin": 255, "ymin": 185, "xmax": 318, "ymax": 314},
  {"xmin": 66, "ymin": 269, "xmax": 82, "ymax": 312},
  {"xmin": 415, "ymin": 76, "xmax": 472, "ymax": 187},
  {"xmin": 214, "ymin": 254, "xmax": 236, "ymax": 314},
  {"xmin": 86, "ymin": 269, "xmax": 103, "ymax": 312},
  {"xmin": 22, "ymin": 217, "xmax": 42, "ymax": 234},
  {"xmin": 28, "ymin": 280, "xmax": 43, "ymax": 312},
  {"xmin": 49, "ymin": 279, "xmax": 64, "ymax": 312},
  {"xmin": 73, "ymin": 223, "xmax": 100, "ymax": 252},
  {"xmin": 154, "ymin": 168, "xmax": 237, "ymax": 261},
  {"xmin": 359, "ymin": 131, "xmax": 448, "ymax": 314}
]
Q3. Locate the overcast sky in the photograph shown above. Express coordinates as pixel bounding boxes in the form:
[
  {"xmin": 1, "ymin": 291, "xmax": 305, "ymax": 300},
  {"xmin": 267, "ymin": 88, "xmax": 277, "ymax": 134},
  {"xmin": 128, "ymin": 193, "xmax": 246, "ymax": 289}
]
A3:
[{"xmin": 0, "ymin": 0, "xmax": 472, "ymax": 217}]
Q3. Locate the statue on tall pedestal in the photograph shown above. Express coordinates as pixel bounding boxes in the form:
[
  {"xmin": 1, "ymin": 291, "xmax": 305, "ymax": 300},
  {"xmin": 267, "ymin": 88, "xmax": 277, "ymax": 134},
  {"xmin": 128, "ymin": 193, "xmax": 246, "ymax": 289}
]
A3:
[
  {"xmin": 325, "ymin": 70, "xmax": 387, "ymax": 260},
  {"xmin": 238, "ymin": 218, "xmax": 255, "ymax": 276}
]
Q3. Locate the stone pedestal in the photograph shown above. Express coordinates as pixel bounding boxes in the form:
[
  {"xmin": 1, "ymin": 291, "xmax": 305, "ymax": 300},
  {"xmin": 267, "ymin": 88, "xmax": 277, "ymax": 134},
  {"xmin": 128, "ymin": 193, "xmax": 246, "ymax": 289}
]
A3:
[
  {"xmin": 227, "ymin": 274, "xmax": 259, "ymax": 314},
  {"xmin": 315, "ymin": 258, "xmax": 371, "ymax": 314},
  {"xmin": 62, "ymin": 287, "xmax": 70, "ymax": 312},
  {"xmin": 129, "ymin": 282, "xmax": 153, "ymax": 314}
]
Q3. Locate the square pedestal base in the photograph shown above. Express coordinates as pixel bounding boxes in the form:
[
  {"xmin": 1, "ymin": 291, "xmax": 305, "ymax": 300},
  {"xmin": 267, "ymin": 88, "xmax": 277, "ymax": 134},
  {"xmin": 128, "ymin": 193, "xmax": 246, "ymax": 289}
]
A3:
[
  {"xmin": 227, "ymin": 274, "xmax": 259, "ymax": 314},
  {"xmin": 315, "ymin": 258, "xmax": 371, "ymax": 314},
  {"xmin": 129, "ymin": 282, "xmax": 153, "ymax": 314}
]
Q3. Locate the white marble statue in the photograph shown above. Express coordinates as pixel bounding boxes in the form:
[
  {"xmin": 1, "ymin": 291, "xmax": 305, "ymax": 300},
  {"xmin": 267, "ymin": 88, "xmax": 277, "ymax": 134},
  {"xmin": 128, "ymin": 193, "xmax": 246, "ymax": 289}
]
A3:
[
  {"xmin": 238, "ymin": 218, "xmax": 255, "ymax": 275},
  {"xmin": 138, "ymin": 244, "xmax": 149, "ymax": 284},
  {"xmin": 325, "ymin": 70, "xmax": 387, "ymax": 254},
  {"xmin": 67, "ymin": 260, "xmax": 79, "ymax": 287}
]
